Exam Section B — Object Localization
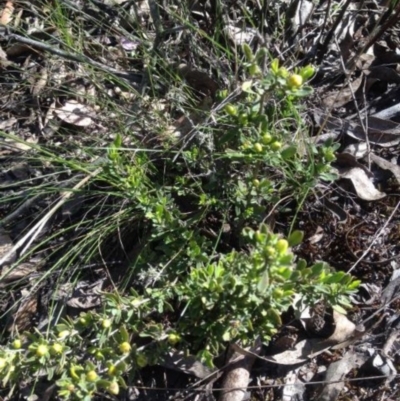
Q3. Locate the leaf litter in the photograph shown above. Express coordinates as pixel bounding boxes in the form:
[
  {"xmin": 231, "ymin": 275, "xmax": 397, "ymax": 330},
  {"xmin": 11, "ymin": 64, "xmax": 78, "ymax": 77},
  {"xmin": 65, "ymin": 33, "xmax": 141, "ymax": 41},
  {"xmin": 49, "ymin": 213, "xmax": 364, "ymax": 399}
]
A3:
[{"xmin": 1, "ymin": 0, "xmax": 400, "ymax": 400}]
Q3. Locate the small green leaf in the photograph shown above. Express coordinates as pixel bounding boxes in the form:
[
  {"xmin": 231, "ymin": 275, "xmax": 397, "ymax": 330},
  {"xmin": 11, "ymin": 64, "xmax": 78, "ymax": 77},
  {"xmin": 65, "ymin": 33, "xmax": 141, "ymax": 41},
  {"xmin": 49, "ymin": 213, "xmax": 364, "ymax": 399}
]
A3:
[
  {"xmin": 300, "ymin": 65, "xmax": 316, "ymax": 80},
  {"xmin": 323, "ymin": 271, "xmax": 346, "ymax": 284},
  {"xmin": 255, "ymin": 47, "xmax": 267, "ymax": 62},
  {"xmin": 114, "ymin": 133, "xmax": 122, "ymax": 148},
  {"xmin": 242, "ymin": 43, "xmax": 254, "ymax": 62},
  {"xmin": 119, "ymin": 325, "xmax": 129, "ymax": 342},
  {"xmin": 290, "ymin": 271, "xmax": 301, "ymax": 281},
  {"xmin": 267, "ymin": 308, "xmax": 282, "ymax": 326},
  {"xmin": 288, "ymin": 231, "xmax": 304, "ymax": 246},
  {"xmin": 281, "ymin": 146, "xmax": 297, "ymax": 160},
  {"xmin": 311, "ymin": 262, "xmax": 325, "ymax": 277},
  {"xmin": 257, "ymin": 270, "xmax": 269, "ymax": 292},
  {"xmin": 290, "ymin": 86, "xmax": 313, "ymax": 97},
  {"xmin": 347, "ymin": 280, "xmax": 361, "ymax": 290},
  {"xmin": 271, "ymin": 58, "xmax": 279, "ymax": 74}
]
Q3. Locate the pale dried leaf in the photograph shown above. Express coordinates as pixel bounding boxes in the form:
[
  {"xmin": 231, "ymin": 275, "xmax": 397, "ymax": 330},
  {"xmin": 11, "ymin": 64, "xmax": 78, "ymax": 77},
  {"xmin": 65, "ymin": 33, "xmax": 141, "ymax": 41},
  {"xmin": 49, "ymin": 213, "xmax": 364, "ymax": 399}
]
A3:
[
  {"xmin": 66, "ymin": 280, "xmax": 104, "ymax": 309},
  {"xmin": 224, "ymin": 24, "xmax": 258, "ymax": 45},
  {"xmin": 382, "ymin": 270, "xmax": 400, "ymax": 305},
  {"xmin": 0, "ymin": 228, "xmax": 15, "ymax": 265},
  {"xmin": 0, "ymin": 43, "xmax": 8, "ymax": 61},
  {"xmin": 232, "ymin": 338, "xmax": 327, "ymax": 365},
  {"xmin": 339, "ymin": 167, "xmax": 385, "ymax": 200},
  {"xmin": 314, "ymin": 110, "xmax": 400, "ymax": 147},
  {"xmin": 282, "ymin": 370, "xmax": 305, "ymax": 401},
  {"xmin": 328, "ymin": 310, "xmax": 356, "ymax": 344},
  {"xmin": 31, "ymin": 67, "xmax": 48, "ymax": 96},
  {"xmin": 342, "ymin": 143, "xmax": 368, "ymax": 159},
  {"xmin": 264, "ymin": 338, "xmax": 322, "ymax": 364},
  {"xmin": 333, "ymin": 4, "xmax": 357, "ymax": 42},
  {"xmin": 335, "ymin": 152, "xmax": 371, "ymax": 176},
  {"xmin": 370, "ymin": 153, "xmax": 400, "ymax": 185},
  {"xmin": 382, "ymin": 330, "xmax": 400, "ymax": 357},
  {"xmin": 352, "ymin": 283, "xmax": 381, "ymax": 305},
  {"xmin": 294, "ymin": 0, "xmax": 314, "ymax": 28},
  {"xmin": 44, "ymin": 100, "xmax": 57, "ymax": 126},
  {"xmin": 372, "ymin": 103, "xmax": 400, "ymax": 120},
  {"xmin": 103, "ymin": 0, "xmax": 127, "ymax": 4},
  {"xmin": 0, "ymin": 1, "xmax": 14, "ymax": 25},
  {"xmin": 321, "ymin": 75, "xmax": 364, "ymax": 108},
  {"xmin": 8, "ymin": 291, "xmax": 38, "ymax": 333},
  {"xmin": 317, "ymin": 350, "xmax": 368, "ymax": 401},
  {"xmin": 0, "ymin": 117, "xmax": 17, "ymax": 130},
  {"xmin": 348, "ymin": 116, "xmax": 400, "ymax": 146},
  {"xmin": 4, "ymin": 137, "xmax": 37, "ymax": 151},
  {"xmin": 0, "ymin": 260, "xmax": 38, "ymax": 284},
  {"xmin": 162, "ymin": 351, "xmax": 216, "ymax": 379},
  {"xmin": 54, "ymin": 100, "xmax": 94, "ymax": 127},
  {"xmin": 308, "ymin": 226, "xmax": 324, "ymax": 244},
  {"xmin": 355, "ymin": 53, "xmax": 374, "ymax": 70}
]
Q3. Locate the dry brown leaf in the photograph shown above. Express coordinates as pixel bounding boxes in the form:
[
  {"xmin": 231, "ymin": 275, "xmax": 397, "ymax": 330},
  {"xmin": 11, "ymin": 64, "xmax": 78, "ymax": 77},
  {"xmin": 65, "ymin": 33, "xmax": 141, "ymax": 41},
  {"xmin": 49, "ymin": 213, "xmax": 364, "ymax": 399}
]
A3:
[
  {"xmin": 6, "ymin": 43, "xmax": 42, "ymax": 57},
  {"xmin": 0, "ymin": 43, "xmax": 9, "ymax": 62},
  {"xmin": 0, "ymin": 1, "xmax": 14, "ymax": 26},
  {"xmin": 355, "ymin": 53, "xmax": 375, "ymax": 70},
  {"xmin": 0, "ymin": 260, "xmax": 38, "ymax": 285},
  {"xmin": 0, "ymin": 227, "xmax": 15, "ymax": 265},
  {"xmin": 162, "ymin": 351, "xmax": 216, "ymax": 379},
  {"xmin": 335, "ymin": 152, "xmax": 372, "ymax": 176},
  {"xmin": 339, "ymin": 167, "xmax": 385, "ymax": 200},
  {"xmin": 370, "ymin": 153, "xmax": 400, "ymax": 185},
  {"xmin": 328, "ymin": 310, "xmax": 356, "ymax": 344},
  {"xmin": 314, "ymin": 110, "xmax": 400, "ymax": 147},
  {"xmin": 7, "ymin": 290, "xmax": 38, "ymax": 333},
  {"xmin": 0, "ymin": 117, "xmax": 17, "ymax": 131},
  {"xmin": 367, "ymin": 66, "xmax": 400, "ymax": 84},
  {"xmin": 175, "ymin": 63, "xmax": 219, "ymax": 99},
  {"xmin": 321, "ymin": 75, "xmax": 364, "ymax": 109},
  {"xmin": 31, "ymin": 67, "xmax": 48, "ymax": 96}
]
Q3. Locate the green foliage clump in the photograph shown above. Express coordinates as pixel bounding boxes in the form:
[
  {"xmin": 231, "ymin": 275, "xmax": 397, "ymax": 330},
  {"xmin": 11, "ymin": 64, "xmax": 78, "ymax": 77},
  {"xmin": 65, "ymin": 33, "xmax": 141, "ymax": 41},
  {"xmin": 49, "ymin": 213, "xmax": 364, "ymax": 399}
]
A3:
[
  {"xmin": 0, "ymin": 226, "xmax": 359, "ymax": 400},
  {"xmin": 174, "ymin": 226, "xmax": 359, "ymax": 364},
  {"xmin": 0, "ymin": 44, "xmax": 357, "ymax": 400}
]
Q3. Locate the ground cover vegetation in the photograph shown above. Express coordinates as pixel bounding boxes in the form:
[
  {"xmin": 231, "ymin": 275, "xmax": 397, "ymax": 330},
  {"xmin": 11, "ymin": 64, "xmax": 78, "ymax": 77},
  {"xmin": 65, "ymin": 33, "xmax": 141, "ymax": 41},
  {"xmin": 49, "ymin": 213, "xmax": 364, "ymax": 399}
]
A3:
[{"xmin": 0, "ymin": 0, "xmax": 400, "ymax": 400}]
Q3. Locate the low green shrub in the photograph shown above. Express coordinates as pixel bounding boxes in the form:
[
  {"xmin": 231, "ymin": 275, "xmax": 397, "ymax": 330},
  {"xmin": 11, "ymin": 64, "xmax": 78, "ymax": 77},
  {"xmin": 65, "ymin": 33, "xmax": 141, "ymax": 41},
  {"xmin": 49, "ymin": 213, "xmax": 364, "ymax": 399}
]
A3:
[
  {"xmin": 0, "ymin": 226, "xmax": 359, "ymax": 400},
  {"xmin": 0, "ymin": 45, "xmax": 357, "ymax": 400}
]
